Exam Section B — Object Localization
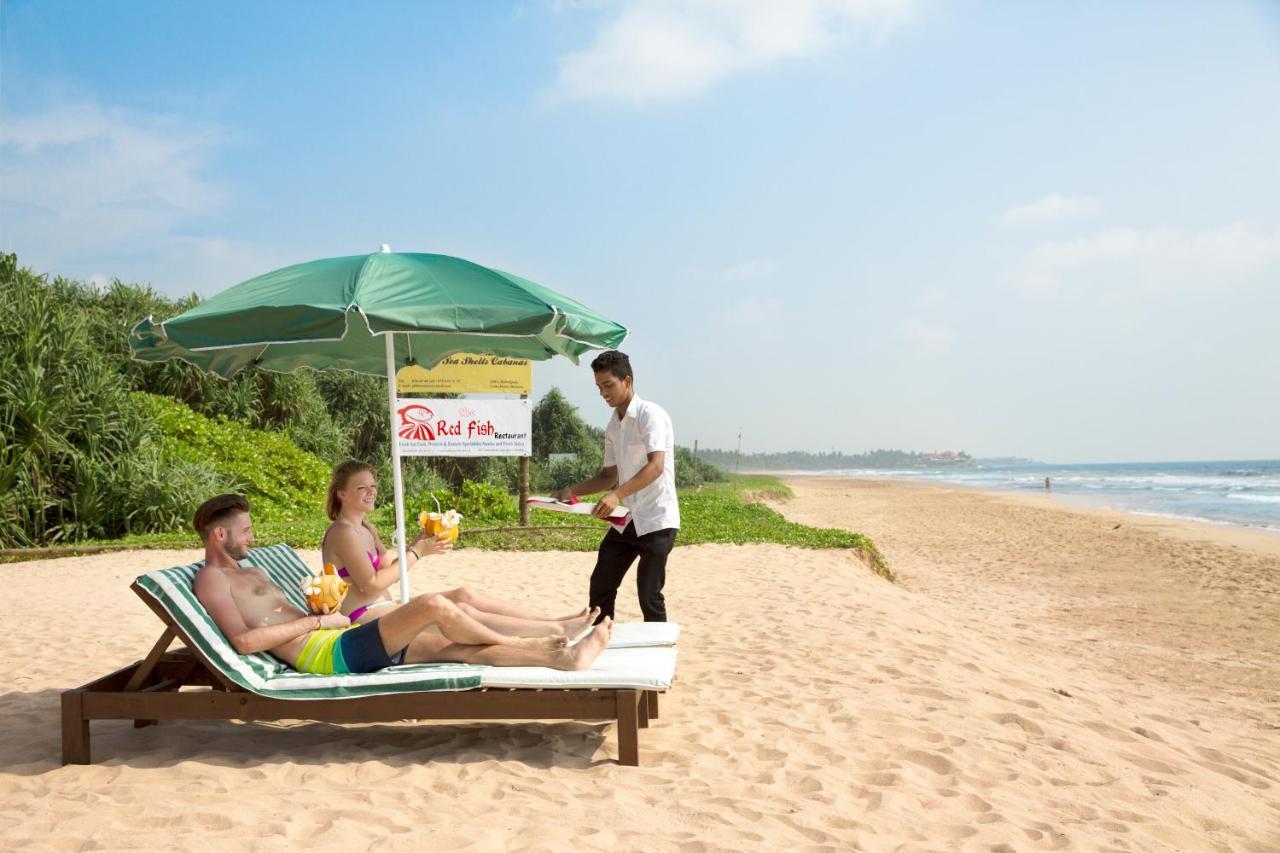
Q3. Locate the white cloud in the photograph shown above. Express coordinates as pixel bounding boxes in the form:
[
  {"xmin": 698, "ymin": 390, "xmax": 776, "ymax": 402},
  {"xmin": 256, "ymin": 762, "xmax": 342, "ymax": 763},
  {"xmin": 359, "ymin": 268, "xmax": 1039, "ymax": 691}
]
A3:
[
  {"xmin": 554, "ymin": 0, "xmax": 916, "ymax": 103},
  {"xmin": 1014, "ymin": 223, "xmax": 1280, "ymax": 296},
  {"xmin": 999, "ymin": 193, "xmax": 1101, "ymax": 227},
  {"xmin": 722, "ymin": 258, "xmax": 777, "ymax": 280},
  {"xmin": 0, "ymin": 102, "xmax": 281, "ymax": 295},
  {"xmin": 902, "ymin": 318, "xmax": 954, "ymax": 353}
]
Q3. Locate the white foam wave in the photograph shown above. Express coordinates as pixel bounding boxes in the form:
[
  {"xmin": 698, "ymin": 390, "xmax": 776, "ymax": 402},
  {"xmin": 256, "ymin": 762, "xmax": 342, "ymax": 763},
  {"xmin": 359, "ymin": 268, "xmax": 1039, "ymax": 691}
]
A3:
[{"xmin": 1227, "ymin": 493, "xmax": 1280, "ymax": 504}]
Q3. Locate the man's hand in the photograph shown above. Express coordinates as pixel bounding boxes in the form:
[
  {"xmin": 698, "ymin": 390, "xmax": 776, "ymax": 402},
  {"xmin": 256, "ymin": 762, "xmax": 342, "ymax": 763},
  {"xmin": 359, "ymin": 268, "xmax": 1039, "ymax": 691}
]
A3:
[
  {"xmin": 554, "ymin": 486, "xmax": 575, "ymax": 502},
  {"xmin": 593, "ymin": 491, "xmax": 621, "ymax": 518},
  {"xmin": 318, "ymin": 613, "xmax": 350, "ymax": 629}
]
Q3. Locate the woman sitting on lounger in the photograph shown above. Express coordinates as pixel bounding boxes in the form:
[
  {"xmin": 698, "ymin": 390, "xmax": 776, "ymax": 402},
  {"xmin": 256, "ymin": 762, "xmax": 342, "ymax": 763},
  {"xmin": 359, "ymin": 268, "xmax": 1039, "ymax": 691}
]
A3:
[{"xmin": 322, "ymin": 460, "xmax": 599, "ymax": 643}]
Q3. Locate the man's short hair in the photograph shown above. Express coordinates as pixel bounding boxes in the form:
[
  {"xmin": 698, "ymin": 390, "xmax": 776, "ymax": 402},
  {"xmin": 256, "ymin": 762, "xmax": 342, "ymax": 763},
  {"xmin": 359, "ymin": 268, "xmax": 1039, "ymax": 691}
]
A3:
[
  {"xmin": 591, "ymin": 350, "xmax": 633, "ymax": 381},
  {"xmin": 193, "ymin": 494, "xmax": 251, "ymax": 540}
]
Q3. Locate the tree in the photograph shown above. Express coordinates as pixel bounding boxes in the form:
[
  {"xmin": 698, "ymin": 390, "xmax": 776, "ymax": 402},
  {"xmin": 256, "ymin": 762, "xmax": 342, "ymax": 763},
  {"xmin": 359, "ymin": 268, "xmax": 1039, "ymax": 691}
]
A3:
[{"xmin": 531, "ymin": 387, "xmax": 597, "ymax": 459}]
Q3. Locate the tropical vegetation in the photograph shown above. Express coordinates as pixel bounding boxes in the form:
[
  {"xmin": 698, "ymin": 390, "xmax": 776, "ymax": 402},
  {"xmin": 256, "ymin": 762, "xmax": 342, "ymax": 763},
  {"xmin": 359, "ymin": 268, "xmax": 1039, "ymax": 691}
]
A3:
[{"xmin": 0, "ymin": 255, "xmax": 884, "ymax": 577}]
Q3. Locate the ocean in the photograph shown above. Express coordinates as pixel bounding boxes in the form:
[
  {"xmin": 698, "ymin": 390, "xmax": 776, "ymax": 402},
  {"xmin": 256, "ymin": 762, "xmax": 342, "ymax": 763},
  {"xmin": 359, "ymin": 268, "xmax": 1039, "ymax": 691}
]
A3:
[{"xmin": 781, "ymin": 459, "xmax": 1280, "ymax": 531}]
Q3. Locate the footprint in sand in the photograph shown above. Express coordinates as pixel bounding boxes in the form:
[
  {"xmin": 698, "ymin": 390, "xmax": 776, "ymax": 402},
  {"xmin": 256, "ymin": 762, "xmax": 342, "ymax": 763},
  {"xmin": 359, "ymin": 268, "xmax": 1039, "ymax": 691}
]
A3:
[
  {"xmin": 990, "ymin": 712, "xmax": 1045, "ymax": 736},
  {"xmin": 901, "ymin": 749, "xmax": 954, "ymax": 775}
]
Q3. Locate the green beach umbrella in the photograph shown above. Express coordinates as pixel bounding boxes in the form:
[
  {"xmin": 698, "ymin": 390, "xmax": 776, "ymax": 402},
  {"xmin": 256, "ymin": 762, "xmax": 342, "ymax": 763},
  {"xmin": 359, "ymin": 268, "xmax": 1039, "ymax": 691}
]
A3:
[{"xmin": 130, "ymin": 247, "xmax": 627, "ymax": 601}]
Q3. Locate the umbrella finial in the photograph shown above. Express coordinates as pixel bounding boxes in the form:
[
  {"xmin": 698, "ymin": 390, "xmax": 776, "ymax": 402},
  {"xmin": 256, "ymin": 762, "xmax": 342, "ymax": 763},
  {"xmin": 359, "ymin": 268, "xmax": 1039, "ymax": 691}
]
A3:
[{"xmin": 379, "ymin": 243, "xmax": 391, "ymax": 254}]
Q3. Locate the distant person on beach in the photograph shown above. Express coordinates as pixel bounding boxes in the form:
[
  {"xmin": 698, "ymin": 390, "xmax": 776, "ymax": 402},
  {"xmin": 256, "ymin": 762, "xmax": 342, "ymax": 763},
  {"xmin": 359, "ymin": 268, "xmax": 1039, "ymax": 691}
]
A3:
[
  {"xmin": 556, "ymin": 350, "xmax": 680, "ymax": 623},
  {"xmin": 1045, "ymin": 477, "xmax": 1051, "ymax": 491},
  {"xmin": 192, "ymin": 494, "xmax": 609, "ymax": 675},
  {"xmin": 323, "ymin": 460, "xmax": 598, "ymax": 638}
]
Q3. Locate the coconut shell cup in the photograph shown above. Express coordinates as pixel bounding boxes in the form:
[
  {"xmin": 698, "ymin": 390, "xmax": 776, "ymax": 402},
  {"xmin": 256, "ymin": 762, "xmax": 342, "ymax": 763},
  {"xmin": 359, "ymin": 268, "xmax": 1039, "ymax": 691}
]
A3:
[
  {"xmin": 418, "ymin": 510, "xmax": 462, "ymax": 544},
  {"xmin": 301, "ymin": 563, "xmax": 350, "ymax": 614}
]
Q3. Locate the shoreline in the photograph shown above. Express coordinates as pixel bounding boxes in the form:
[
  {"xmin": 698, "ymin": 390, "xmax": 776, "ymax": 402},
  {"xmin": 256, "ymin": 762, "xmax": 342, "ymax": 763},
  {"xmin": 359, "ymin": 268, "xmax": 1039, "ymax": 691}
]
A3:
[{"xmin": 763, "ymin": 470, "xmax": 1280, "ymax": 549}]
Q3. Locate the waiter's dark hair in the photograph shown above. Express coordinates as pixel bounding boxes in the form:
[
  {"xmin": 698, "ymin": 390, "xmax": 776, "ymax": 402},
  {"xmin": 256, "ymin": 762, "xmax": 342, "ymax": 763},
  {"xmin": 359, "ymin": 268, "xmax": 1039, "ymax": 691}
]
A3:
[
  {"xmin": 591, "ymin": 350, "xmax": 633, "ymax": 381},
  {"xmin": 193, "ymin": 494, "xmax": 251, "ymax": 540}
]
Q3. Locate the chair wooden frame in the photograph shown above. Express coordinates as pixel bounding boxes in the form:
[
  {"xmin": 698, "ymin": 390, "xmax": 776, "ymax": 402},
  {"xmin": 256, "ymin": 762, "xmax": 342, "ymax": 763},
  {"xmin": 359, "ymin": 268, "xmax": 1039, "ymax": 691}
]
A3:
[{"xmin": 61, "ymin": 582, "xmax": 664, "ymax": 767}]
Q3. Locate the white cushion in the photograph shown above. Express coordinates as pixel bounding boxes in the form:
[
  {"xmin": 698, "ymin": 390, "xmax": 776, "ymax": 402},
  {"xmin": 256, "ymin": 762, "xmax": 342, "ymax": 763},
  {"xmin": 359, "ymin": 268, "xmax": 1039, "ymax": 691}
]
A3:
[
  {"xmin": 607, "ymin": 622, "xmax": 681, "ymax": 648},
  {"xmin": 479, "ymin": 647, "xmax": 678, "ymax": 690}
]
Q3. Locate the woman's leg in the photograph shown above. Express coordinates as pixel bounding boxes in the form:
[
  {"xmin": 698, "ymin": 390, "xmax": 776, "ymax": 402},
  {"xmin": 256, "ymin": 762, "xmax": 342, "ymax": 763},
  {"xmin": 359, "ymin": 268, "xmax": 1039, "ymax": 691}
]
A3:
[
  {"xmin": 376, "ymin": 593, "xmax": 558, "ymax": 654},
  {"xmin": 405, "ymin": 620, "xmax": 613, "ymax": 671},
  {"xmin": 441, "ymin": 586, "xmax": 590, "ymax": 623},
  {"xmin": 454, "ymin": 601, "xmax": 600, "ymax": 639}
]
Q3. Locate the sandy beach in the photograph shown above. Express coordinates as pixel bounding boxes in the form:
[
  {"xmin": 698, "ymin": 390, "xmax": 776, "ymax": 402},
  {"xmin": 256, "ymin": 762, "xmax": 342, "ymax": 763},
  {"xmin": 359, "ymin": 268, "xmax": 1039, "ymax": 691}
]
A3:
[{"xmin": 3, "ymin": 478, "xmax": 1278, "ymax": 851}]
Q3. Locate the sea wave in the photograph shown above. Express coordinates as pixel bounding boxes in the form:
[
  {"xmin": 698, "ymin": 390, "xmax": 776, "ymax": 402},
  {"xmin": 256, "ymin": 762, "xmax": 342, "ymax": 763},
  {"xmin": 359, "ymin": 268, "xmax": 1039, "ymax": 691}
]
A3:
[{"xmin": 1227, "ymin": 493, "xmax": 1280, "ymax": 504}]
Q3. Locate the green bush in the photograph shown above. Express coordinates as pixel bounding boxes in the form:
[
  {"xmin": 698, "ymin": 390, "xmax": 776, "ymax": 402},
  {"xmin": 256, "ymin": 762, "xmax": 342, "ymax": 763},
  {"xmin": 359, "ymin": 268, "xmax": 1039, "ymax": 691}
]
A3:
[
  {"xmin": 458, "ymin": 480, "xmax": 519, "ymax": 524},
  {"xmin": 137, "ymin": 392, "xmax": 330, "ymax": 521},
  {"xmin": 0, "ymin": 255, "xmax": 216, "ymax": 545}
]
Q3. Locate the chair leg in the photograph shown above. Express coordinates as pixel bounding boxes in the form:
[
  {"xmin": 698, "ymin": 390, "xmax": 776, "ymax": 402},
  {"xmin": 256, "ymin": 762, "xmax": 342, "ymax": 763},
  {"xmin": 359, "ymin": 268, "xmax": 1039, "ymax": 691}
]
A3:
[
  {"xmin": 616, "ymin": 690, "xmax": 640, "ymax": 766},
  {"xmin": 61, "ymin": 692, "xmax": 90, "ymax": 765},
  {"xmin": 646, "ymin": 690, "xmax": 659, "ymax": 720},
  {"xmin": 126, "ymin": 628, "xmax": 180, "ymax": 728},
  {"xmin": 638, "ymin": 691, "xmax": 650, "ymax": 729}
]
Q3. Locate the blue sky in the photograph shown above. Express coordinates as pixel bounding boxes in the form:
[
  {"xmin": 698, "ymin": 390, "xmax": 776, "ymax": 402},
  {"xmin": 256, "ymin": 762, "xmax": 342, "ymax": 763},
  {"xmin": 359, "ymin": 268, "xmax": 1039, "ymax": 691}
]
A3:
[{"xmin": 3, "ymin": 0, "xmax": 1278, "ymax": 462}]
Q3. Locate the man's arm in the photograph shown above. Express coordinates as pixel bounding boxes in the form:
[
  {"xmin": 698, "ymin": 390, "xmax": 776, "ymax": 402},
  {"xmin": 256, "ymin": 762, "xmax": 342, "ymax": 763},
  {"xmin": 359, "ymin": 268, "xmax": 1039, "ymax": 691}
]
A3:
[
  {"xmin": 194, "ymin": 568, "xmax": 344, "ymax": 655},
  {"xmin": 556, "ymin": 466, "xmax": 619, "ymax": 502},
  {"xmin": 592, "ymin": 452, "xmax": 664, "ymax": 518}
]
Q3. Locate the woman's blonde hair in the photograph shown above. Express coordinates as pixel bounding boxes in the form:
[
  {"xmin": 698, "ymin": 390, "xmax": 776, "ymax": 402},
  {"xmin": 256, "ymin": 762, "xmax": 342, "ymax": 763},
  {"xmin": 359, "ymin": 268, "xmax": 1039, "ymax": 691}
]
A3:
[{"xmin": 326, "ymin": 460, "xmax": 377, "ymax": 520}]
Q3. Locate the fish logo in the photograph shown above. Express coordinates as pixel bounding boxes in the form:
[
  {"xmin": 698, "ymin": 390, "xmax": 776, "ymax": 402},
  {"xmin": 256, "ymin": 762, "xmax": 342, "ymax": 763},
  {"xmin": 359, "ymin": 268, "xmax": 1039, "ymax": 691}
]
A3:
[{"xmin": 398, "ymin": 404, "xmax": 436, "ymax": 441}]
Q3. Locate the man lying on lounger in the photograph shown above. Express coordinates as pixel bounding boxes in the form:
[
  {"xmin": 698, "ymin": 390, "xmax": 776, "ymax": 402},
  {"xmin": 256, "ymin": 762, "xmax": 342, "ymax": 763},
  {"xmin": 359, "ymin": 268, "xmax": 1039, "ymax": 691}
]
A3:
[{"xmin": 191, "ymin": 494, "xmax": 610, "ymax": 675}]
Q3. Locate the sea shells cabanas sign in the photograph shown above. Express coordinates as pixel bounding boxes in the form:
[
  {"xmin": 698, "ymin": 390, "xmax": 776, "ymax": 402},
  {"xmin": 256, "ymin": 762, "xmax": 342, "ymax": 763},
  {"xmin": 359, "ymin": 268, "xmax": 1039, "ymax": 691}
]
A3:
[
  {"xmin": 395, "ymin": 397, "xmax": 531, "ymax": 457},
  {"xmin": 395, "ymin": 354, "xmax": 532, "ymax": 395}
]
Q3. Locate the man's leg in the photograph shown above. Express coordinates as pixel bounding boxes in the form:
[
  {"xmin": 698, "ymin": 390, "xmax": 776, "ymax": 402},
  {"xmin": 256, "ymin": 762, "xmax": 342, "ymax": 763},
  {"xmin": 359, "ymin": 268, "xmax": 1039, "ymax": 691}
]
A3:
[
  {"xmin": 634, "ymin": 528, "xmax": 677, "ymax": 622},
  {"xmin": 589, "ymin": 526, "xmax": 641, "ymax": 622},
  {"xmin": 407, "ymin": 619, "xmax": 614, "ymax": 671}
]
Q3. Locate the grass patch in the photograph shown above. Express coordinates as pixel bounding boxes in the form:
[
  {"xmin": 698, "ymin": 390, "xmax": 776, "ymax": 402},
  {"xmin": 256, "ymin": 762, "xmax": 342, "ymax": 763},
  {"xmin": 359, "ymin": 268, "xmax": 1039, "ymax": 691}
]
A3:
[{"xmin": 3, "ymin": 473, "xmax": 889, "ymax": 580}]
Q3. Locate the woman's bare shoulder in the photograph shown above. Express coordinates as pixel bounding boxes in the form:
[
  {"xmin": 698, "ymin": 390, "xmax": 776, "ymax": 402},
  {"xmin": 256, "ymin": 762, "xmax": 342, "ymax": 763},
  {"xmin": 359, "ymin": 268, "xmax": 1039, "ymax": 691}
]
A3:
[{"xmin": 325, "ymin": 521, "xmax": 366, "ymax": 547}]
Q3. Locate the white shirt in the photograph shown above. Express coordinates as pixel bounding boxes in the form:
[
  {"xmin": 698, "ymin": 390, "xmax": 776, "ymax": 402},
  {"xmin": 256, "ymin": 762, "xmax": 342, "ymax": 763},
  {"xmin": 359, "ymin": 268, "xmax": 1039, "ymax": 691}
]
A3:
[{"xmin": 603, "ymin": 395, "xmax": 680, "ymax": 536}]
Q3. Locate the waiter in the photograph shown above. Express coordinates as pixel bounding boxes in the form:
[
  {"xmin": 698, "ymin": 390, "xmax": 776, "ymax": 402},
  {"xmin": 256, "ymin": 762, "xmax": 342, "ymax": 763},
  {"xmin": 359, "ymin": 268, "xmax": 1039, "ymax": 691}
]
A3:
[{"xmin": 556, "ymin": 351, "xmax": 679, "ymax": 622}]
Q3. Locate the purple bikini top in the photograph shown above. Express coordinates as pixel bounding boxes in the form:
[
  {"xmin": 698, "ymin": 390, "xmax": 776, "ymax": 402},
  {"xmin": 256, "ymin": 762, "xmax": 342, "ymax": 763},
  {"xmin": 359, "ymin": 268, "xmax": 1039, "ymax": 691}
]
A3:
[{"xmin": 321, "ymin": 526, "xmax": 382, "ymax": 578}]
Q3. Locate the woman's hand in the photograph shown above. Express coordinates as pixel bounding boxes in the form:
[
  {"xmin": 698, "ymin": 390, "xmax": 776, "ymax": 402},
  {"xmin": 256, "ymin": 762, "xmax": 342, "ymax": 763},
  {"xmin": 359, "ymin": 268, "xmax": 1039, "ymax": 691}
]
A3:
[
  {"xmin": 409, "ymin": 529, "xmax": 452, "ymax": 559},
  {"xmin": 418, "ymin": 531, "xmax": 453, "ymax": 557}
]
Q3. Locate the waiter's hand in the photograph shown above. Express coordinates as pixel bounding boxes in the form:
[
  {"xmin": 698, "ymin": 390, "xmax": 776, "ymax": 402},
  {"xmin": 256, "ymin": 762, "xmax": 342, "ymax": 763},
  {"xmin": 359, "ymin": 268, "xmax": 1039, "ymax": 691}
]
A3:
[{"xmin": 593, "ymin": 491, "xmax": 621, "ymax": 518}]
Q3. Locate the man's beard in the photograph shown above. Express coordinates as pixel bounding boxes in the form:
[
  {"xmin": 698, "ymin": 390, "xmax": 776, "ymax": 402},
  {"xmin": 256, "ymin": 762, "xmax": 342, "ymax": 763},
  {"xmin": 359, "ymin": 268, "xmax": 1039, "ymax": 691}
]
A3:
[{"xmin": 228, "ymin": 542, "xmax": 251, "ymax": 560}]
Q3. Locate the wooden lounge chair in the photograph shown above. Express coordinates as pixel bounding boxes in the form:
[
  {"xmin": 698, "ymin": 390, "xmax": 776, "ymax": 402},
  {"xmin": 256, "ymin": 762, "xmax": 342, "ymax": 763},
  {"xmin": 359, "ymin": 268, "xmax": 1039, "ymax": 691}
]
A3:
[{"xmin": 61, "ymin": 544, "xmax": 676, "ymax": 767}]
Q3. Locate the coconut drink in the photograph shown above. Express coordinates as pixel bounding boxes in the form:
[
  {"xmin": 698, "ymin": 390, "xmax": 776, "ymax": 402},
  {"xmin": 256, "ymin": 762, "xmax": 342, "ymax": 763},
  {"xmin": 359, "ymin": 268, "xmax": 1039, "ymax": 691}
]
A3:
[
  {"xmin": 301, "ymin": 563, "xmax": 350, "ymax": 614},
  {"xmin": 419, "ymin": 508, "xmax": 462, "ymax": 543}
]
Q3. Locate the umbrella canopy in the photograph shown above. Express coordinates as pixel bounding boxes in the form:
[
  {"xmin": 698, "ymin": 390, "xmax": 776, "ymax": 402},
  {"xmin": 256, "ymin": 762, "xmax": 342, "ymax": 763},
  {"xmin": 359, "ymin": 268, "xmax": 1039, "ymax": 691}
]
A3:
[
  {"xmin": 128, "ymin": 248, "xmax": 626, "ymax": 604},
  {"xmin": 129, "ymin": 251, "xmax": 627, "ymax": 376}
]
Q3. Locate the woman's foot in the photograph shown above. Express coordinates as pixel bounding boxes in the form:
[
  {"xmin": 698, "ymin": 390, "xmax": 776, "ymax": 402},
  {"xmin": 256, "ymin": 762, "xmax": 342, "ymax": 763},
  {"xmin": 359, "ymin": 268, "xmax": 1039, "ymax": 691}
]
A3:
[
  {"xmin": 557, "ymin": 604, "xmax": 591, "ymax": 622},
  {"xmin": 558, "ymin": 606, "xmax": 601, "ymax": 640}
]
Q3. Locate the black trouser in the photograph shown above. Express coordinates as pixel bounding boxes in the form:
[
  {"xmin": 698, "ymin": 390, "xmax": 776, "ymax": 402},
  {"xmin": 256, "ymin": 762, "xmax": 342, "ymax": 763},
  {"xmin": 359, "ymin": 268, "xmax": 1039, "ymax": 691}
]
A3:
[{"xmin": 589, "ymin": 525, "xmax": 678, "ymax": 622}]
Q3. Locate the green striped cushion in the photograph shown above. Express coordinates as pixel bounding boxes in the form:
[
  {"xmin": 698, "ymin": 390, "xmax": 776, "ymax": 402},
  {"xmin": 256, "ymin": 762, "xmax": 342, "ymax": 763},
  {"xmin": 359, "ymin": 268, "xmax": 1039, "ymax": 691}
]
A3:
[{"xmin": 135, "ymin": 543, "xmax": 483, "ymax": 699}]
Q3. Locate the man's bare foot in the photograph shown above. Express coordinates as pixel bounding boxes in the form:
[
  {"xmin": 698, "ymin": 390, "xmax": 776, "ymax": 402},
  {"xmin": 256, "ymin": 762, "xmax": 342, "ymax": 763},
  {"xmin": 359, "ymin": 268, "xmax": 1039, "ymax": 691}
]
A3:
[
  {"xmin": 560, "ymin": 606, "xmax": 600, "ymax": 640},
  {"xmin": 559, "ymin": 617, "xmax": 611, "ymax": 671}
]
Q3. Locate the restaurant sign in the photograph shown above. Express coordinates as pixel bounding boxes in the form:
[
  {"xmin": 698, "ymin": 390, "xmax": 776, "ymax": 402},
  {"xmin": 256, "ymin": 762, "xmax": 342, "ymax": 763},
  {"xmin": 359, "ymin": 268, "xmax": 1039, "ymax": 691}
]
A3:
[
  {"xmin": 395, "ymin": 354, "xmax": 532, "ymax": 395},
  {"xmin": 394, "ymin": 398, "xmax": 531, "ymax": 457}
]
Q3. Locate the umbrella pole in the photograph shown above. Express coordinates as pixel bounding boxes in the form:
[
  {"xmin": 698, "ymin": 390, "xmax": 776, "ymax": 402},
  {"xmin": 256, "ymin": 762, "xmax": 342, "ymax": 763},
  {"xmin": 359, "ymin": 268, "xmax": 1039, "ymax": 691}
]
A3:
[{"xmin": 384, "ymin": 332, "xmax": 411, "ymax": 605}]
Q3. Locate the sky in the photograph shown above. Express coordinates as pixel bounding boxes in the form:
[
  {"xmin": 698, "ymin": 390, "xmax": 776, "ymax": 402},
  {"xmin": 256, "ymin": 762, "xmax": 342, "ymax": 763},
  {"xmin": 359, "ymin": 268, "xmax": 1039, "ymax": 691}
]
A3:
[{"xmin": 2, "ymin": 0, "xmax": 1278, "ymax": 463}]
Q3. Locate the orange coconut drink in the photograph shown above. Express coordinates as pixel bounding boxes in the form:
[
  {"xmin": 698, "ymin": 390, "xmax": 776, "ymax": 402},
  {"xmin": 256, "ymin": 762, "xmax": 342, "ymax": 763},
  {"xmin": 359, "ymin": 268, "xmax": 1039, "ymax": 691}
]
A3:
[
  {"xmin": 419, "ymin": 508, "xmax": 463, "ymax": 543},
  {"xmin": 301, "ymin": 563, "xmax": 350, "ymax": 614}
]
